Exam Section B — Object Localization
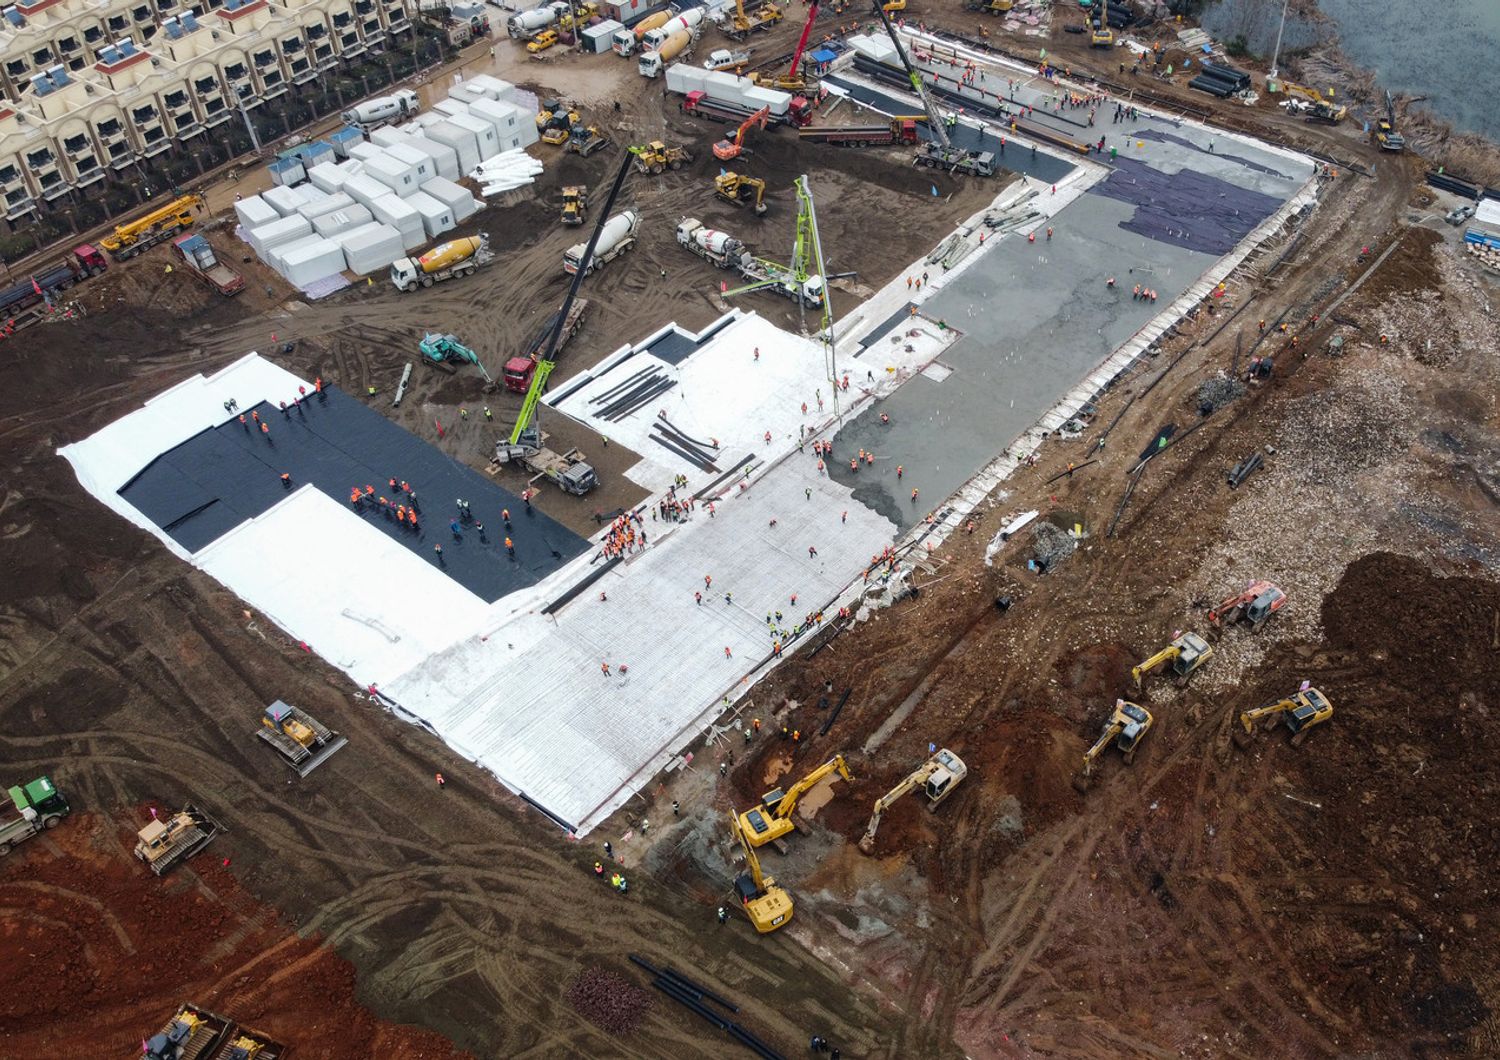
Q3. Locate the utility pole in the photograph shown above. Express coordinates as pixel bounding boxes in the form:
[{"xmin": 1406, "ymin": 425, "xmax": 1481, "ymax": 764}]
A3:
[
  {"xmin": 1268, "ymin": 0, "xmax": 1290, "ymax": 81},
  {"xmin": 237, "ymin": 90, "xmax": 262, "ymax": 153}
]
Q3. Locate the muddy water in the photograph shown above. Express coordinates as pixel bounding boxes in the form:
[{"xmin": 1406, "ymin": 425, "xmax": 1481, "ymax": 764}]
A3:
[{"xmin": 1202, "ymin": 0, "xmax": 1500, "ymax": 141}]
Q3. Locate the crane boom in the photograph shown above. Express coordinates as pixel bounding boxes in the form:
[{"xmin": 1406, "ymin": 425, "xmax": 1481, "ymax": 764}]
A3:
[
  {"xmin": 786, "ymin": 0, "xmax": 821, "ymax": 83},
  {"xmin": 871, "ymin": 0, "xmax": 951, "ymax": 150}
]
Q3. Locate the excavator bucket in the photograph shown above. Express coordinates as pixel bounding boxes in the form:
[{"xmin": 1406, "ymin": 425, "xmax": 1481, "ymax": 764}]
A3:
[{"xmin": 1070, "ymin": 771, "xmax": 1093, "ymax": 794}]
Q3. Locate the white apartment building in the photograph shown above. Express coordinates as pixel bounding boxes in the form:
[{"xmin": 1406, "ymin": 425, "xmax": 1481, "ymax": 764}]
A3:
[{"xmin": 0, "ymin": 0, "xmax": 415, "ymax": 222}]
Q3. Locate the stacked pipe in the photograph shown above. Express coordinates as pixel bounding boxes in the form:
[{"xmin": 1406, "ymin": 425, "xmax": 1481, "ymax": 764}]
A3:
[
  {"xmin": 1105, "ymin": 1, "xmax": 1134, "ymax": 28},
  {"xmin": 591, "ymin": 367, "xmax": 677, "ymax": 421},
  {"xmin": 1189, "ymin": 60, "xmax": 1250, "ymax": 99},
  {"xmin": 628, "ymin": 955, "xmax": 786, "ymax": 1060},
  {"xmin": 1425, "ymin": 169, "xmax": 1483, "ymax": 200},
  {"xmin": 651, "ymin": 417, "xmax": 721, "ymax": 473}
]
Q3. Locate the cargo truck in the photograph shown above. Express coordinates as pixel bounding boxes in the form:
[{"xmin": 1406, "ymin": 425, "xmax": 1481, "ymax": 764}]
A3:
[
  {"xmin": 502, "ymin": 298, "xmax": 591, "ymax": 392},
  {"xmin": 798, "ymin": 118, "xmax": 921, "ymax": 146},
  {"xmin": 341, "ymin": 89, "xmax": 420, "ymax": 131},
  {"xmin": 563, "ymin": 210, "xmax": 640, "ymax": 275},
  {"xmin": 171, "ymin": 233, "xmax": 245, "ymax": 296},
  {"xmin": 612, "ymin": 9, "xmax": 673, "ymax": 55},
  {"xmin": 676, "ymin": 217, "xmax": 751, "ymax": 269},
  {"xmin": 639, "ymin": 30, "xmax": 692, "ymax": 77},
  {"xmin": 682, "ymin": 87, "xmax": 814, "ymax": 127},
  {"xmin": 0, "ymin": 243, "xmax": 106, "ymax": 328},
  {"xmin": 390, "ymin": 234, "xmax": 495, "ymax": 291},
  {"xmin": 0, "ymin": 776, "xmax": 70, "ymax": 856}
]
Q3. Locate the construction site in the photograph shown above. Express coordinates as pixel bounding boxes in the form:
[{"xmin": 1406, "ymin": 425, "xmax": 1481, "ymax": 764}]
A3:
[{"xmin": 2, "ymin": 2, "xmax": 1498, "ymax": 1057}]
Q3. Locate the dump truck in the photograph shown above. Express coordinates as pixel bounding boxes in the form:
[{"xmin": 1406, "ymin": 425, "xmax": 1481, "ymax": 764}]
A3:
[
  {"xmin": 0, "ymin": 243, "xmax": 106, "ymax": 326},
  {"xmin": 171, "ymin": 234, "xmax": 245, "ymax": 296},
  {"xmin": 503, "ymin": 297, "xmax": 590, "ymax": 392},
  {"xmin": 99, "ymin": 193, "xmax": 205, "ymax": 260},
  {"xmin": 134, "ymin": 804, "xmax": 220, "ymax": 876},
  {"xmin": 143, "ymin": 1004, "xmax": 233, "ymax": 1060},
  {"xmin": 799, "ymin": 118, "xmax": 921, "ymax": 146},
  {"xmin": 563, "ymin": 209, "xmax": 639, "ymax": 275},
  {"xmin": 390, "ymin": 234, "xmax": 495, "ymax": 291},
  {"xmin": 256, "ymin": 700, "xmax": 348, "ymax": 777},
  {"xmin": 638, "ymin": 29, "xmax": 692, "ymax": 78},
  {"xmin": 676, "ymin": 217, "xmax": 750, "ymax": 269},
  {"xmin": 341, "ymin": 88, "xmax": 419, "ymax": 130},
  {"xmin": 0, "ymin": 775, "xmax": 70, "ymax": 856}
]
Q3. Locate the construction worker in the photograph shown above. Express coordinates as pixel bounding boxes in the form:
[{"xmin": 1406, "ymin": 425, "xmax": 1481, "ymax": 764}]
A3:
[
  {"xmin": 595, "ymin": 861, "xmax": 605, "ymax": 878},
  {"xmin": 725, "ymin": 646, "xmax": 733, "ymax": 658},
  {"xmin": 460, "ymin": 407, "xmax": 468, "ymax": 420},
  {"xmin": 695, "ymin": 591, "xmax": 702, "ymax": 605},
  {"xmin": 602, "ymin": 661, "xmax": 612, "ymax": 677},
  {"xmin": 717, "ymin": 906, "xmax": 729, "ymax": 925},
  {"xmin": 808, "ymin": 546, "xmax": 817, "ymax": 558},
  {"xmin": 911, "ymin": 487, "xmax": 920, "ymax": 502},
  {"xmin": 280, "ymin": 472, "xmax": 291, "ymax": 488},
  {"xmin": 896, "ymin": 465, "xmax": 904, "ymax": 479},
  {"xmin": 435, "ymin": 772, "xmax": 445, "ymax": 788},
  {"xmin": 483, "ymin": 406, "xmax": 492, "ymax": 421},
  {"xmin": 505, "ymin": 536, "xmax": 515, "ymax": 557}
]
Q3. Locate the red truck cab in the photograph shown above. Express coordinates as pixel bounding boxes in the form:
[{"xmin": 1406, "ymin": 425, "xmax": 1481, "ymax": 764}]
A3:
[
  {"xmin": 503, "ymin": 356, "xmax": 537, "ymax": 393},
  {"xmin": 73, "ymin": 244, "xmax": 108, "ymax": 275}
]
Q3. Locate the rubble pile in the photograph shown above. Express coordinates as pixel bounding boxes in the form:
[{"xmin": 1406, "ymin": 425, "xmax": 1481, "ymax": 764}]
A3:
[{"xmin": 565, "ymin": 966, "xmax": 655, "ymax": 1035}]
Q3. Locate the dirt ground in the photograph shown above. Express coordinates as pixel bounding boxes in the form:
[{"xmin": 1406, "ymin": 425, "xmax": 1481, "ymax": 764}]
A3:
[{"xmin": 4, "ymin": 11, "xmax": 1499, "ymax": 1060}]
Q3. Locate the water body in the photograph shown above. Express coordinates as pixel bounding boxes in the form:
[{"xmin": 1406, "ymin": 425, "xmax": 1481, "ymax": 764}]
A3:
[{"xmin": 1202, "ymin": 0, "xmax": 1500, "ymax": 142}]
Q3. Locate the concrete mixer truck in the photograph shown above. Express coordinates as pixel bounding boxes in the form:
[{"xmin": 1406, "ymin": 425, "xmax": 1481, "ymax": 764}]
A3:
[
  {"xmin": 341, "ymin": 89, "xmax": 420, "ymax": 131},
  {"xmin": 507, "ymin": 4, "xmax": 559, "ymax": 38},
  {"xmin": 638, "ymin": 29, "xmax": 692, "ymax": 78},
  {"xmin": 675, "ymin": 218, "xmax": 751, "ymax": 269},
  {"xmin": 390, "ymin": 234, "xmax": 495, "ymax": 291},
  {"xmin": 563, "ymin": 210, "xmax": 640, "ymax": 275},
  {"xmin": 612, "ymin": 9, "xmax": 673, "ymax": 56},
  {"xmin": 642, "ymin": 7, "xmax": 703, "ymax": 50}
]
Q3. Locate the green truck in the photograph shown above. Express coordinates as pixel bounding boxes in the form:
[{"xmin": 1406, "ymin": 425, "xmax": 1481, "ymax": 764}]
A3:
[{"xmin": 0, "ymin": 776, "xmax": 70, "ymax": 855}]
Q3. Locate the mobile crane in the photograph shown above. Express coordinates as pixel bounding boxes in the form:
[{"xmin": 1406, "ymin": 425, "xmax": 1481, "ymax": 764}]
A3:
[
  {"xmin": 871, "ymin": 0, "xmax": 996, "ymax": 177},
  {"xmin": 729, "ymin": 812, "xmax": 794, "ymax": 931},
  {"xmin": 858, "ymin": 747, "xmax": 966, "ymax": 854},
  {"xmin": 1132, "ymin": 632, "xmax": 1214, "ymax": 689},
  {"xmin": 1072, "ymin": 700, "xmax": 1152, "ymax": 792},
  {"xmin": 738, "ymin": 753, "xmax": 853, "ymax": 849},
  {"xmin": 1207, "ymin": 580, "xmax": 1286, "ymax": 633},
  {"xmin": 752, "ymin": 0, "xmax": 820, "ymax": 92},
  {"xmin": 725, "ymin": 0, "xmax": 783, "ymax": 40},
  {"xmin": 1233, "ymin": 686, "xmax": 1333, "ymax": 749},
  {"xmin": 713, "ymin": 105, "xmax": 771, "ymax": 161},
  {"xmin": 99, "ymin": 193, "xmax": 206, "ymax": 260}
]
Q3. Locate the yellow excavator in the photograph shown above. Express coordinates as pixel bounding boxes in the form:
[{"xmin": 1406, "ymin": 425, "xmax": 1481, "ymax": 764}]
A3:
[
  {"xmin": 738, "ymin": 753, "xmax": 853, "ymax": 850},
  {"xmin": 729, "ymin": 812, "xmax": 793, "ymax": 932},
  {"xmin": 1072, "ymin": 699, "xmax": 1152, "ymax": 793},
  {"xmin": 714, "ymin": 172, "xmax": 769, "ymax": 216},
  {"xmin": 1277, "ymin": 81, "xmax": 1347, "ymax": 124},
  {"xmin": 99, "ymin": 193, "xmax": 205, "ymax": 260},
  {"xmin": 1132, "ymin": 632, "xmax": 1214, "ymax": 689},
  {"xmin": 858, "ymin": 747, "xmax": 966, "ymax": 855},
  {"xmin": 1232, "ymin": 686, "xmax": 1333, "ymax": 749}
]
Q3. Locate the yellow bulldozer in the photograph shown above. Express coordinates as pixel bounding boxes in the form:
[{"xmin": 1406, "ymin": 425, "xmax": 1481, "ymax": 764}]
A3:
[
  {"xmin": 1232, "ymin": 686, "xmax": 1333, "ymax": 750},
  {"xmin": 737, "ymin": 753, "xmax": 853, "ymax": 850},
  {"xmin": 1132, "ymin": 632, "xmax": 1214, "ymax": 689},
  {"xmin": 256, "ymin": 700, "xmax": 347, "ymax": 777},
  {"xmin": 561, "ymin": 185, "xmax": 587, "ymax": 227},
  {"xmin": 728, "ymin": 812, "xmax": 793, "ymax": 932},
  {"xmin": 135, "ymin": 804, "xmax": 220, "ymax": 876},
  {"xmin": 1072, "ymin": 699, "xmax": 1152, "ymax": 792}
]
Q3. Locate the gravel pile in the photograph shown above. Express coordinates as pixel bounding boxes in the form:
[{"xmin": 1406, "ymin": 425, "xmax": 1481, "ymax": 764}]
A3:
[
  {"xmin": 1032, "ymin": 521, "xmax": 1077, "ymax": 572},
  {"xmin": 565, "ymin": 966, "xmax": 654, "ymax": 1035},
  {"xmin": 1196, "ymin": 373, "xmax": 1246, "ymax": 411}
]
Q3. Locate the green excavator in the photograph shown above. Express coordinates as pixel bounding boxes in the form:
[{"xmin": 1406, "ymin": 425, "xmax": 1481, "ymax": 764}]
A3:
[{"xmin": 419, "ymin": 332, "xmax": 493, "ymax": 384}]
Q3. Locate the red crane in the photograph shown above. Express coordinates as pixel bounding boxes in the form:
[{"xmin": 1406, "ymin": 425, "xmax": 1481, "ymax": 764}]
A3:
[{"xmin": 762, "ymin": 0, "xmax": 821, "ymax": 91}]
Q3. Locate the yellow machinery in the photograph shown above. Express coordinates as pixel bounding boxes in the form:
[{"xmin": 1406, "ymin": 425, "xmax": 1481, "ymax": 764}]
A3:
[
  {"xmin": 1208, "ymin": 580, "xmax": 1286, "ymax": 632},
  {"xmin": 858, "ymin": 748, "xmax": 966, "ymax": 854},
  {"xmin": 99, "ymin": 193, "xmax": 205, "ymax": 260},
  {"xmin": 713, "ymin": 105, "xmax": 771, "ymax": 161},
  {"xmin": 561, "ymin": 185, "xmax": 587, "ymax": 227},
  {"xmin": 1089, "ymin": 13, "xmax": 1114, "ymax": 48},
  {"xmin": 738, "ymin": 753, "xmax": 853, "ymax": 849},
  {"xmin": 967, "ymin": 0, "xmax": 1013, "ymax": 13},
  {"xmin": 134, "ymin": 804, "xmax": 219, "ymax": 876},
  {"xmin": 630, "ymin": 141, "xmax": 693, "ymax": 175},
  {"xmin": 143, "ymin": 1004, "xmax": 232, "ymax": 1060},
  {"xmin": 1132, "ymin": 632, "xmax": 1214, "ymax": 689},
  {"xmin": 1233, "ymin": 687, "xmax": 1333, "ymax": 749},
  {"xmin": 541, "ymin": 125, "xmax": 571, "ymax": 146},
  {"xmin": 256, "ymin": 699, "xmax": 347, "ymax": 777},
  {"xmin": 881, "ymin": 0, "xmax": 905, "ymax": 10},
  {"xmin": 536, "ymin": 99, "xmax": 580, "ymax": 131},
  {"xmin": 557, "ymin": 0, "xmax": 598, "ymax": 30},
  {"xmin": 729, "ymin": 812, "xmax": 793, "ymax": 932},
  {"xmin": 1277, "ymin": 81, "xmax": 1347, "ymax": 124},
  {"xmin": 750, "ymin": 0, "xmax": 820, "ymax": 92},
  {"xmin": 1072, "ymin": 700, "xmax": 1152, "ymax": 793},
  {"xmin": 728, "ymin": 0, "xmax": 783, "ymax": 39},
  {"xmin": 714, "ymin": 172, "xmax": 768, "ymax": 216},
  {"xmin": 1375, "ymin": 92, "xmax": 1405, "ymax": 151}
]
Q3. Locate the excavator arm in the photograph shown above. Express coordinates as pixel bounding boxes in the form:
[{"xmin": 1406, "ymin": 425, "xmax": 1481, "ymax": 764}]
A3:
[
  {"xmin": 1132, "ymin": 645, "xmax": 1180, "ymax": 689},
  {"xmin": 1079, "ymin": 719, "xmax": 1124, "ymax": 775},
  {"xmin": 858, "ymin": 766, "xmax": 930, "ymax": 853},
  {"xmin": 765, "ymin": 754, "xmax": 852, "ymax": 821}
]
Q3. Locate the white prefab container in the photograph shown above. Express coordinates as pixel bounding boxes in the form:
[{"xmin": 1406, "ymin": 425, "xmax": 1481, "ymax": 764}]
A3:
[
  {"xmin": 298, "ymin": 190, "xmax": 355, "ymax": 221},
  {"xmin": 468, "ymin": 97, "xmax": 537, "ymax": 151},
  {"xmin": 405, "ymin": 190, "xmax": 456, "ymax": 239},
  {"xmin": 467, "ymin": 73, "xmax": 519, "ymax": 102},
  {"xmin": 363, "ymin": 151, "xmax": 421, "ymax": 195},
  {"xmin": 308, "ymin": 159, "xmax": 364, "ymax": 193},
  {"xmin": 582, "ymin": 20, "xmax": 621, "ymax": 53},
  {"xmin": 292, "ymin": 185, "xmax": 334, "ymax": 217},
  {"xmin": 369, "ymin": 126, "xmax": 410, "ymax": 148},
  {"xmin": 280, "ymin": 237, "xmax": 348, "ymax": 288},
  {"xmin": 420, "ymin": 176, "xmax": 479, "ymax": 222},
  {"xmin": 665, "ymin": 62, "xmax": 711, "ymax": 95},
  {"xmin": 343, "ymin": 173, "xmax": 395, "ymax": 209},
  {"xmin": 234, "ymin": 195, "xmax": 280, "ymax": 231},
  {"xmin": 450, "ymin": 112, "xmax": 501, "ymax": 162},
  {"xmin": 348, "ymin": 142, "xmax": 385, "ymax": 162},
  {"xmin": 425, "ymin": 120, "xmax": 481, "ymax": 176},
  {"xmin": 268, "ymin": 157, "xmax": 305, "ymax": 187},
  {"xmin": 250, "ymin": 215, "xmax": 313, "ymax": 255},
  {"xmin": 434, "ymin": 98, "xmax": 470, "ymax": 119},
  {"xmin": 312, "ymin": 204, "xmax": 374, "ymax": 238},
  {"xmin": 449, "ymin": 82, "xmax": 485, "ymax": 105},
  {"xmin": 406, "ymin": 134, "xmax": 460, "ymax": 181},
  {"xmin": 266, "ymin": 234, "xmax": 320, "ymax": 275},
  {"xmin": 338, "ymin": 221, "xmax": 406, "ymax": 275},
  {"xmin": 385, "ymin": 142, "xmax": 434, "ymax": 184},
  {"xmin": 262, "ymin": 184, "xmax": 305, "ymax": 217},
  {"xmin": 370, "ymin": 194, "xmax": 427, "ymax": 249}
]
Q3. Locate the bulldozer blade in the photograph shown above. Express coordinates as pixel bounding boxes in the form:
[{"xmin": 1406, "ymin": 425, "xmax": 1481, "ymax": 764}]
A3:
[{"xmin": 294, "ymin": 734, "xmax": 349, "ymax": 777}]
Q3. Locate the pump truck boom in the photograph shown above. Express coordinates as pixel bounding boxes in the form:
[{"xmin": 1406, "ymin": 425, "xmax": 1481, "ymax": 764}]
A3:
[
  {"xmin": 1132, "ymin": 632, "xmax": 1214, "ymax": 689},
  {"xmin": 1072, "ymin": 700, "xmax": 1152, "ymax": 792},
  {"xmin": 738, "ymin": 753, "xmax": 853, "ymax": 849},
  {"xmin": 729, "ymin": 812, "xmax": 793, "ymax": 931},
  {"xmin": 859, "ymin": 747, "xmax": 966, "ymax": 854}
]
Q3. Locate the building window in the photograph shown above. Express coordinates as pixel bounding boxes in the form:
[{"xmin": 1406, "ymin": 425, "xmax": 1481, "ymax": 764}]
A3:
[
  {"xmin": 76, "ymin": 156, "xmax": 99, "ymax": 174},
  {"xmin": 194, "ymin": 74, "xmax": 218, "ymax": 93},
  {"xmin": 4, "ymin": 60, "xmax": 26, "ymax": 78},
  {"xmin": 333, "ymin": 12, "xmax": 350, "ymax": 27},
  {"xmin": 0, "ymin": 165, "xmax": 18, "ymax": 183},
  {"xmin": 98, "ymin": 118, "xmax": 123, "ymax": 137},
  {"xmin": 6, "ymin": 188, "xmax": 30, "ymax": 206},
  {"xmin": 225, "ymin": 62, "xmax": 247, "ymax": 80},
  {"xmin": 204, "ymin": 96, "xmax": 225, "ymax": 114},
  {"xmin": 26, "ymin": 148, "xmax": 55, "ymax": 168},
  {"xmin": 107, "ymin": 15, "xmax": 129, "ymax": 32},
  {"xmin": 262, "ymin": 70, "xmax": 282, "ymax": 86},
  {"xmin": 84, "ymin": 25, "xmax": 104, "ymax": 42},
  {"xmin": 58, "ymin": 36, "xmax": 79, "ymax": 52},
  {"xmin": 144, "ymin": 126, "xmax": 165, "ymax": 142},
  {"xmin": 282, "ymin": 38, "xmax": 302, "ymax": 53},
  {"xmin": 108, "ymin": 140, "xmax": 132, "ymax": 159},
  {"xmin": 32, "ymin": 47, "xmax": 53, "ymax": 65},
  {"xmin": 64, "ymin": 133, "xmax": 90, "ymax": 152},
  {"xmin": 306, "ymin": 23, "xmax": 325, "ymax": 39},
  {"xmin": 165, "ymin": 89, "xmax": 188, "ymax": 107}
]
